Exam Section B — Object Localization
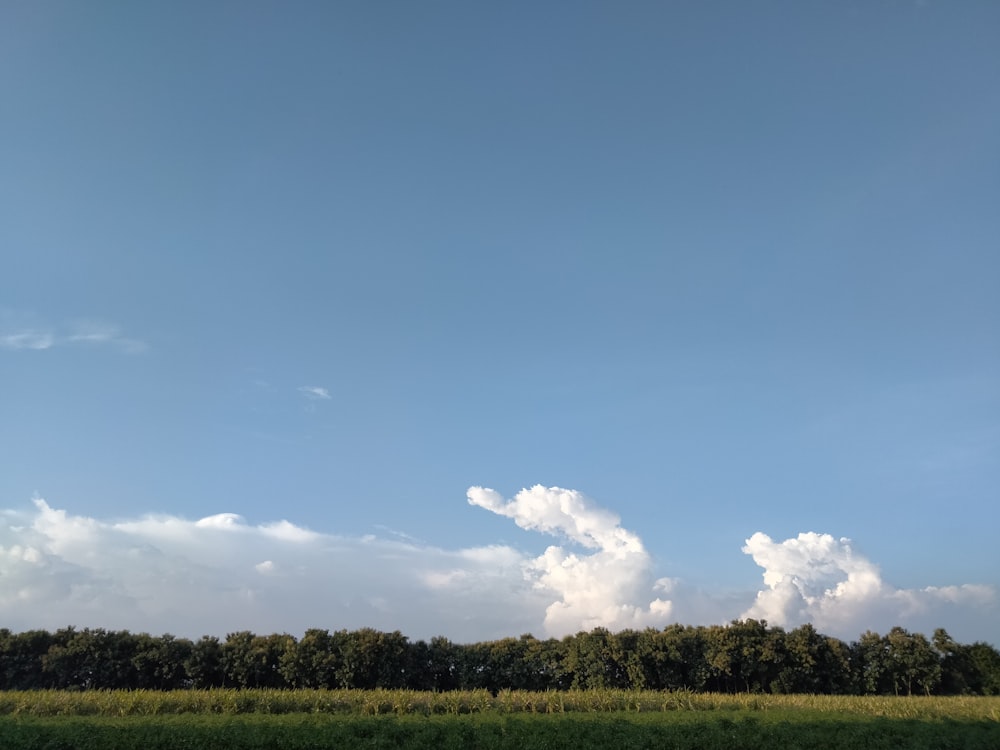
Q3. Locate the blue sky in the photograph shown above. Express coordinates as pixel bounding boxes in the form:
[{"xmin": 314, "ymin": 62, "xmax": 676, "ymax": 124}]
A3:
[{"xmin": 2, "ymin": 1, "xmax": 998, "ymax": 645}]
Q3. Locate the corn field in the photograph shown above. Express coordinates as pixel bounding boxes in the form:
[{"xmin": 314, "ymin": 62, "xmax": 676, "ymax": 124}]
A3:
[{"xmin": 1, "ymin": 688, "xmax": 998, "ymax": 719}]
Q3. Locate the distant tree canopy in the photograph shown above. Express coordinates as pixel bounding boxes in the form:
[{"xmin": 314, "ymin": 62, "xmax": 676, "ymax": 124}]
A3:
[{"xmin": 1, "ymin": 622, "xmax": 997, "ymax": 695}]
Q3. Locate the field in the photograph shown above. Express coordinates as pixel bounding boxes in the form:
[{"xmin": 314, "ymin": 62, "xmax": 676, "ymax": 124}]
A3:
[{"xmin": 2, "ymin": 690, "xmax": 998, "ymax": 749}]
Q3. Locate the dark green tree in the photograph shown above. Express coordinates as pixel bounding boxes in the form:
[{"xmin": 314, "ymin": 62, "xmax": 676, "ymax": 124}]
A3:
[
  {"xmin": 563, "ymin": 628, "xmax": 629, "ymax": 689},
  {"xmin": 424, "ymin": 636, "xmax": 462, "ymax": 691},
  {"xmin": 132, "ymin": 633, "xmax": 194, "ymax": 689},
  {"xmin": 774, "ymin": 624, "xmax": 850, "ymax": 694},
  {"xmin": 42, "ymin": 628, "xmax": 141, "ymax": 689},
  {"xmin": 885, "ymin": 627, "xmax": 940, "ymax": 696},
  {"xmin": 222, "ymin": 632, "xmax": 294, "ymax": 688},
  {"xmin": 851, "ymin": 630, "xmax": 890, "ymax": 695},
  {"xmin": 0, "ymin": 629, "xmax": 55, "ymax": 689},
  {"xmin": 965, "ymin": 642, "xmax": 1000, "ymax": 695},
  {"xmin": 186, "ymin": 635, "xmax": 224, "ymax": 688},
  {"xmin": 279, "ymin": 628, "xmax": 340, "ymax": 688},
  {"xmin": 335, "ymin": 628, "xmax": 409, "ymax": 689}
]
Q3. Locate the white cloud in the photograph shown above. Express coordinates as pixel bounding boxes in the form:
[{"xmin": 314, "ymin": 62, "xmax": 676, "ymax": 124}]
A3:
[
  {"xmin": 0, "ymin": 317, "xmax": 146, "ymax": 353},
  {"xmin": 0, "ymin": 490, "xmax": 995, "ymax": 643},
  {"xmin": 741, "ymin": 532, "xmax": 997, "ymax": 638},
  {"xmin": 194, "ymin": 513, "xmax": 246, "ymax": 529},
  {"xmin": 67, "ymin": 321, "xmax": 148, "ymax": 353},
  {"xmin": 467, "ymin": 486, "xmax": 672, "ymax": 635},
  {"xmin": 0, "ymin": 331, "xmax": 55, "ymax": 350},
  {"xmin": 0, "ymin": 498, "xmax": 547, "ymax": 641},
  {"xmin": 298, "ymin": 386, "xmax": 331, "ymax": 400}
]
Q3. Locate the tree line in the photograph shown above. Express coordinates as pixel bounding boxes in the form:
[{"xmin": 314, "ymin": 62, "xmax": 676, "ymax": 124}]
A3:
[{"xmin": 2, "ymin": 621, "xmax": 998, "ymax": 695}]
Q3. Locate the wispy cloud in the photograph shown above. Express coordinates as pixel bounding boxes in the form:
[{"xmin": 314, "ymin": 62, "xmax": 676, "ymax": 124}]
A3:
[
  {"xmin": 298, "ymin": 386, "xmax": 331, "ymax": 400},
  {"xmin": 66, "ymin": 321, "xmax": 148, "ymax": 353},
  {"xmin": 0, "ymin": 489, "xmax": 994, "ymax": 642},
  {"xmin": 0, "ymin": 331, "xmax": 55, "ymax": 350},
  {"xmin": 0, "ymin": 316, "xmax": 146, "ymax": 353}
]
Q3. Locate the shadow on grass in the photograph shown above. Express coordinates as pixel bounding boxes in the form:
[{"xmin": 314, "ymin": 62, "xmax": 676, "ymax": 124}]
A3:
[{"xmin": 2, "ymin": 712, "xmax": 999, "ymax": 750}]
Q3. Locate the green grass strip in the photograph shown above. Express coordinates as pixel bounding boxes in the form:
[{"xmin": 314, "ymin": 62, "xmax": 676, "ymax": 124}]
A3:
[{"xmin": 2, "ymin": 712, "xmax": 999, "ymax": 750}]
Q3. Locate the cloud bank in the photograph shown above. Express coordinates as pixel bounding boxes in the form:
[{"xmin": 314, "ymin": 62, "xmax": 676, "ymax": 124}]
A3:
[
  {"xmin": 0, "ymin": 488, "xmax": 995, "ymax": 643},
  {"xmin": 1, "ymin": 499, "xmax": 543, "ymax": 642}
]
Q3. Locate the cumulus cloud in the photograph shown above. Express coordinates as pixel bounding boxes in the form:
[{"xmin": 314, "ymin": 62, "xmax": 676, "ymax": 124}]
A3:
[
  {"xmin": 741, "ymin": 532, "xmax": 996, "ymax": 638},
  {"xmin": 468, "ymin": 486, "xmax": 672, "ymax": 635},
  {"xmin": 0, "ymin": 490, "xmax": 995, "ymax": 643}
]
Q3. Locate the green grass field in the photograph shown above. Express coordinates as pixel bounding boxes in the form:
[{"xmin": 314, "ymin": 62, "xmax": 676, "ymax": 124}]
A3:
[
  {"xmin": 3, "ymin": 712, "xmax": 1000, "ymax": 750},
  {"xmin": 1, "ymin": 690, "xmax": 998, "ymax": 749}
]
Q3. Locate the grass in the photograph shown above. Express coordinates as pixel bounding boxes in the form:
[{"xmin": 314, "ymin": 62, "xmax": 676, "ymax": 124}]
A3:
[
  {"xmin": 1, "ymin": 711, "xmax": 999, "ymax": 750},
  {"xmin": 1, "ymin": 690, "xmax": 998, "ymax": 749}
]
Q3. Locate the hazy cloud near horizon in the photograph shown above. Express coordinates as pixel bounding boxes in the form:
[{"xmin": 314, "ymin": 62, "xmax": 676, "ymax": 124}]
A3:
[{"xmin": 0, "ymin": 488, "xmax": 995, "ymax": 644}]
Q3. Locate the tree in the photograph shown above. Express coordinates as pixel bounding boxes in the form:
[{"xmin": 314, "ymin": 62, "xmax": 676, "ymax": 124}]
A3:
[
  {"xmin": 335, "ymin": 628, "xmax": 409, "ymax": 689},
  {"xmin": 279, "ymin": 628, "xmax": 340, "ymax": 688},
  {"xmin": 0, "ymin": 623, "xmax": 989, "ymax": 695},
  {"xmin": 484, "ymin": 638, "xmax": 521, "ymax": 692},
  {"xmin": 654, "ymin": 625, "xmax": 710, "ymax": 691},
  {"xmin": 221, "ymin": 631, "xmax": 294, "ymax": 688},
  {"xmin": 965, "ymin": 642, "xmax": 1000, "ymax": 695},
  {"xmin": 186, "ymin": 636, "xmax": 224, "ymax": 688},
  {"xmin": 0, "ymin": 629, "xmax": 55, "ymax": 689},
  {"xmin": 704, "ymin": 624, "xmax": 736, "ymax": 693},
  {"xmin": 773, "ymin": 624, "xmax": 849, "ymax": 694},
  {"xmin": 884, "ymin": 627, "xmax": 940, "ymax": 696},
  {"xmin": 851, "ymin": 631, "xmax": 890, "ymax": 695},
  {"xmin": 775, "ymin": 623, "xmax": 822, "ymax": 694},
  {"xmin": 524, "ymin": 636, "xmax": 568, "ymax": 691},
  {"xmin": 704, "ymin": 621, "xmax": 784, "ymax": 693},
  {"xmin": 132, "ymin": 633, "xmax": 194, "ymax": 689},
  {"xmin": 563, "ymin": 628, "xmax": 629, "ymax": 689},
  {"xmin": 42, "ymin": 628, "xmax": 142, "ymax": 689},
  {"xmin": 423, "ymin": 636, "xmax": 462, "ymax": 691},
  {"xmin": 820, "ymin": 635, "xmax": 853, "ymax": 695},
  {"xmin": 734, "ymin": 619, "xmax": 785, "ymax": 693}
]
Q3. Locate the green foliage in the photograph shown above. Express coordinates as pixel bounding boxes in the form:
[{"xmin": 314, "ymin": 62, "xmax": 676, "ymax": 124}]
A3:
[{"xmin": 2, "ymin": 624, "xmax": 998, "ymax": 696}]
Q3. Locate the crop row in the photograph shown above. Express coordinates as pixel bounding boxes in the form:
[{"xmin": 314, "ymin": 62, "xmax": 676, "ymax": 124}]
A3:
[{"xmin": 1, "ymin": 689, "xmax": 999, "ymax": 720}]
